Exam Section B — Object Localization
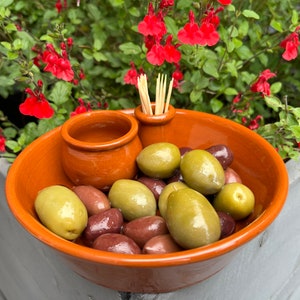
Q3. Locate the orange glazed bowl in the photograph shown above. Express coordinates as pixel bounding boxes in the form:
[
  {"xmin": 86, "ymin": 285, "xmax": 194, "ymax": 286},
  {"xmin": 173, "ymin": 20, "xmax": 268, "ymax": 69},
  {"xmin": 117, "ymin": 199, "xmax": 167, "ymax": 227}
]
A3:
[{"xmin": 5, "ymin": 109, "xmax": 288, "ymax": 293}]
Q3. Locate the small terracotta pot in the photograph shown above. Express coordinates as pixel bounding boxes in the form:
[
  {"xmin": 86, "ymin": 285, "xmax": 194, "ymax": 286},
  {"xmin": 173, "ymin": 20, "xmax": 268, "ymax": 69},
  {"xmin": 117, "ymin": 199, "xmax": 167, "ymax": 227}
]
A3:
[
  {"xmin": 134, "ymin": 103, "xmax": 176, "ymax": 147},
  {"xmin": 60, "ymin": 110, "xmax": 142, "ymax": 190}
]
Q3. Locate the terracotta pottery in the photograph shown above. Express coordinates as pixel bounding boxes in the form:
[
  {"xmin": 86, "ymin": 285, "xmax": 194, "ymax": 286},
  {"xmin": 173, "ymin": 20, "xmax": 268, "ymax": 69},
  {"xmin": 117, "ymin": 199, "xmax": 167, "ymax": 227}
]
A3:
[
  {"xmin": 5, "ymin": 109, "xmax": 288, "ymax": 293},
  {"xmin": 60, "ymin": 110, "xmax": 142, "ymax": 190},
  {"xmin": 134, "ymin": 103, "xmax": 176, "ymax": 147}
]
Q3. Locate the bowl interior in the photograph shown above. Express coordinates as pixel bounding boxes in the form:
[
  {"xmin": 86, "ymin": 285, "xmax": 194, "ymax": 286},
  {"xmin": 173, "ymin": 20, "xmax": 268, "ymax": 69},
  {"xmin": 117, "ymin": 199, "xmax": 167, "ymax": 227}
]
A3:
[{"xmin": 5, "ymin": 109, "xmax": 288, "ymax": 266}]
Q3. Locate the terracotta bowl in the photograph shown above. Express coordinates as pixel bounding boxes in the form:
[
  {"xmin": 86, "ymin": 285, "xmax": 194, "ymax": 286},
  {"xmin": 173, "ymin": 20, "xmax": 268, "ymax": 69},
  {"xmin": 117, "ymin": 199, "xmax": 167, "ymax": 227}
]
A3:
[{"xmin": 5, "ymin": 109, "xmax": 288, "ymax": 293}]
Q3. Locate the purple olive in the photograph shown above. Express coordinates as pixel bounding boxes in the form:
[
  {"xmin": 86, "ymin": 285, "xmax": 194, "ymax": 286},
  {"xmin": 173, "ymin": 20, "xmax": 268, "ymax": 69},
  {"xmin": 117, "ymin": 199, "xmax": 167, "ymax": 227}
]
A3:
[
  {"xmin": 179, "ymin": 147, "xmax": 192, "ymax": 157},
  {"xmin": 137, "ymin": 176, "xmax": 166, "ymax": 201},
  {"xmin": 123, "ymin": 215, "xmax": 168, "ymax": 248},
  {"xmin": 205, "ymin": 144, "xmax": 234, "ymax": 169},
  {"xmin": 83, "ymin": 208, "xmax": 123, "ymax": 244},
  {"xmin": 166, "ymin": 168, "xmax": 184, "ymax": 184},
  {"xmin": 143, "ymin": 234, "xmax": 183, "ymax": 254},
  {"xmin": 93, "ymin": 233, "xmax": 141, "ymax": 254},
  {"xmin": 225, "ymin": 167, "xmax": 242, "ymax": 184},
  {"xmin": 217, "ymin": 211, "xmax": 236, "ymax": 239}
]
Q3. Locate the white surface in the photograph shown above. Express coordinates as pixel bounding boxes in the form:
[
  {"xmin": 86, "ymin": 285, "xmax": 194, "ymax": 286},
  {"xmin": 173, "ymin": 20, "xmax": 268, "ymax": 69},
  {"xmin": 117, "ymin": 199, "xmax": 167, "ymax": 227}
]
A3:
[{"xmin": 1, "ymin": 158, "xmax": 300, "ymax": 300}]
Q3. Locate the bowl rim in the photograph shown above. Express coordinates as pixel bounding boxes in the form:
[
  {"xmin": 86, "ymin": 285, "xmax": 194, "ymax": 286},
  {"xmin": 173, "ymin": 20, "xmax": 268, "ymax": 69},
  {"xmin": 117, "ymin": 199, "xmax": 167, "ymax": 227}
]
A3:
[{"xmin": 5, "ymin": 109, "xmax": 289, "ymax": 267}]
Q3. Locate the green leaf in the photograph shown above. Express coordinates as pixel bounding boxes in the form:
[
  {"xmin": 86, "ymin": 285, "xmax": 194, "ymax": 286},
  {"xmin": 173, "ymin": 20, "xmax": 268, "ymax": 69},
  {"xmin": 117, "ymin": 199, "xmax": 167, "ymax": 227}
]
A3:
[
  {"xmin": 6, "ymin": 51, "xmax": 18, "ymax": 60},
  {"xmin": 93, "ymin": 38, "xmax": 103, "ymax": 51},
  {"xmin": 5, "ymin": 23, "xmax": 17, "ymax": 33},
  {"xmin": 291, "ymin": 107, "xmax": 300, "ymax": 119},
  {"xmin": 0, "ymin": 0, "xmax": 14, "ymax": 7},
  {"xmin": 82, "ymin": 49, "xmax": 94, "ymax": 60},
  {"xmin": 232, "ymin": 38, "xmax": 243, "ymax": 49},
  {"xmin": 12, "ymin": 38, "xmax": 23, "ymax": 50},
  {"xmin": 108, "ymin": 0, "xmax": 124, "ymax": 7},
  {"xmin": 226, "ymin": 39, "xmax": 235, "ymax": 53},
  {"xmin": 224, "ymin": 87, "xmax": 238, "ymax": 96},
  {"xmin": 203, "ymin": 60, "xmax": 219, "ymax": 79},
  {"xmin": 210, "ymin": 98, "xmax": 224, "ymax": 113},
  {"xmin": 238, "ymin": 21, "xmax": 249, "ymax": 37},
  {"xmin": 258, "ymin": 53, "xmax": 268, "ymax": 67},
  {"xmin": 93, "ymin": 51, "xmax": 107, "ymax": 62},
  {"xmin": 40, "ymin": 34, "xmax": 55, "ymax": 43},
  {"xmin": 119, "ymin": 42, "xmax": 141, "ymax": 55},
  {"xmin": 1, "ymin": 41, "xmax": 11, "ymax": 50},
  {"xmin": 5, "ymin": 140, "xmax": 21, "ymax": 152},
  {"xmin": 128, "ymin": 7, "xmax": 140, "ymax": 17},
  {"xmin": 0, "ymin": 76, "xmax": 15, "ymax": 87},
  {"xmin": 270, "ymin": 82, "xmax": 282, "ymax": 94},
  {"xmin": 235, "ymin": 45, "xmax": 254, "ymax": 60},
  {"xmin": 3, "ymin": 127, "xmax": 17, "ymax": 139},
  {"xmin": 242, "ymin": 10, "xmax": 260, "ymax": 20},
  {"xmin": 264, "ymin": 96, "xmax": 283, "ymax": 111},
  {"xmin": 290, "ymin": 125, "xmax": 300, "ymax": 139},
  {"xmin": 270, "ymin": 19, "xmax": 283, "ymax": 32},
  {"xmin": 226, "ymin": 61, "xmax": 238, "ymax": 77},
  {"xmin": 164, "ymin": 16, "xmax": 179, "ymax": 36},
  {"xmin": 49, "ymin": 81, "xmax": 73, "ymax": 106},
  {"xmin": 190, "ymin": 90, "xmax": 203, "ymax": 103}
]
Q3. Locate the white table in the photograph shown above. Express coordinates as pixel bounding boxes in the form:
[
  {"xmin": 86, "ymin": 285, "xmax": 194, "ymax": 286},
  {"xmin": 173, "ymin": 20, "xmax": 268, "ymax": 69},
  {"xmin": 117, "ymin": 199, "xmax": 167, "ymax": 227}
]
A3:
[{"xmin": 1, "ymin": 158, "xmax": 300, "ymax": 300}]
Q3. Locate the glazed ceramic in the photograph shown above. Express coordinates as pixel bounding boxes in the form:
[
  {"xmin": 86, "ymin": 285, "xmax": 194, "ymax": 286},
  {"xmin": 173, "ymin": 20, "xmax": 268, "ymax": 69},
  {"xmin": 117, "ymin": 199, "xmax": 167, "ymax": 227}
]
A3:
[
  {"xmin": 134, "ymin": 103, "xmax": 176, "ymax": 147},
  {"xmin": 60, "ymin": 110, "xmax": 142, "ymax": 190},
  {"xmin": 5, "ymin": 109, "xmax": 288, "ymax": 293}
]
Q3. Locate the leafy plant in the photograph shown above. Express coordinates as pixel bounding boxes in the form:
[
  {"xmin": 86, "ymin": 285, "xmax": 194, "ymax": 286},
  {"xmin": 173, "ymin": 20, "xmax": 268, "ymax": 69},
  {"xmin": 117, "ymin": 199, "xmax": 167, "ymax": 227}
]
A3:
[{"xmin": 0, "ymin": 0, "xmax": 300, "ymax": 161}]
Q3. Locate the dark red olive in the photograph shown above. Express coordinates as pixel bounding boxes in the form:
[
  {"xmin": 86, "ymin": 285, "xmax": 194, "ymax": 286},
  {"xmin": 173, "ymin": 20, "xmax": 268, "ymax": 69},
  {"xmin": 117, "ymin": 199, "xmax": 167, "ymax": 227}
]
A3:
[
  {"xmin": 123, "ymin": 215, "xmax": 168, "ymax": 248},
  {"xmin": 225, "ymin": 167, "xmax": 242, "ymax": 184},
  {"xmin": 179, "ymin": 147, "xmax": 192, "ymax": 157},
  {"xmin": 205, "ymin": 144, "xmax": 234, "ymax": 169},
  {"xmin": 93, "ymin": 233, "xmax": 141, "ymax": 254},
  {"xmin": 166, "ymin": 168, "xmax": 184, "ymax": 184},
  {"xmin": 137, "ymin": 176, "xmax": 166, "ymax": 201},
  {"xmin": 217, "ymin": 211, "xmax": 236, "ymax": 239},
  {"xmin": 83, "ymin": 208, "xmax": 123, "ymax": 244}
]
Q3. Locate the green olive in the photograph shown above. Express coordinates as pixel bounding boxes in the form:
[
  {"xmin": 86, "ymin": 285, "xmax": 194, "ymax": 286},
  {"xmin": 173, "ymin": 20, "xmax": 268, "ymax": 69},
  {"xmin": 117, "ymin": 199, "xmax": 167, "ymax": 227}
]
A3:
[
  {"xmin": 136, "ymin": 142, "xmax": 181, "ymax": 179},
  {"xmin": 34, "ymin": 185, "xmax": 88, "ymax": 240},
  {"xmin": 158, "ymin": 181, "xmax": 188, "ymax": 219},
  {"xmin": 108, "ymin": 179, "xmax": 156, "ymax": 221},
  {"xmin": 213, "ymin": 182, "xmax": 255, "ymax": 220},
  {"xmin": 166, "ymin": 188, "xmax": 221, "ymax": 249},
  {"xmin": 180, "ymin": 149, "xmax": 225, "ymax": 195}
]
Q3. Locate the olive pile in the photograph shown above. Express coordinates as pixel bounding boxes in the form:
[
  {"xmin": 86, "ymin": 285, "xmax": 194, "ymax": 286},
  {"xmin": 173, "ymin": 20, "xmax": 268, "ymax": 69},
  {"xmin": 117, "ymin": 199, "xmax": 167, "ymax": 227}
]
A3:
[{"xmin": 35, "ymin": 142, "xmax": 255, "ymax": 255}]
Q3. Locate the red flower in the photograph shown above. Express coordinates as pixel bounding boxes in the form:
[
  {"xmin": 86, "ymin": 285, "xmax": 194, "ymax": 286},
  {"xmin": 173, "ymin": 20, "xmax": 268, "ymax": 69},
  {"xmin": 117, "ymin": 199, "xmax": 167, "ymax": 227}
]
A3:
[
  {"xmin": 138, "ymin": 3, "xmax": 166, "ymax": 39},
  {"xmin": 42, "ymin": 44, "xmax": 74, "ymax": 82},
  {"xmin": 280, "ymin": 31, "xmax": 300, "ymax": 61},
  {"xmin": 250, "ymin": 69, "xmax": 276, "ymax": 96},
  {"xmin": 248, "ymin": 115, "xmax": 263, "ymax": 130},
  {"xmin": 217, "ymin": 0, "xmax": 232, "ymax": 5},
  {"xmin": 55, "ymin": 0, "xmax": 67, "ymax": 13},
  {"xmin": 146, "ymin": 42, "xmax": 166, "ymax": 66},
  {"xmin": 70, "ymin": 98, "xmax": 91, "ymax": 117},
  {"xmin": 202, "ymin": 6, "xmax": 223, "ymax": 28},
  {"xmin": 159, "ymin": 0, "xmax": 174, "ymax": 9},
  {"xmin": 55, "ymin": 0, "xmax": 63, "ymax": 13},
  {"xmin": 232, "ymin": 93, "xmax": 242, "ymax": 104},
  {"xmin": 172, "ymin": 66, "xmax": 184, "ymax": 89},
  {"xmin": 19, "ymin": 88, "xmax": 54, "ymax": 119},
  {"xmin": 144, "ymin": 35, "xmax": 156, "ymax": 51},
  {"xmin": 198, "ymin": 22, "xmax": 220, "ymax": 46},
  {"xmin": 178, "ymin": 11, "xmax": 202, "ymax": 45},
  {"xmin": 124, "ymin": 62, "xmax": 140, "ymax": 88},
  {"xmin": 163, "ymin": 35, "xmax": 181, "ymax": 64},
  {"xmin": 0, "ymin": 134, "xmax": 6, "ymax": 152}
]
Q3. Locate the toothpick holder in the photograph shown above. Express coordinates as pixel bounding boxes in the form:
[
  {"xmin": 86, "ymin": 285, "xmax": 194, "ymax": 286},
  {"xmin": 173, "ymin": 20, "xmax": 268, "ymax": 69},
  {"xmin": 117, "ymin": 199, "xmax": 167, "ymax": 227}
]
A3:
[{"xmin": 134, "ymin": 103, "xmax": 176, "ymax": 147}]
